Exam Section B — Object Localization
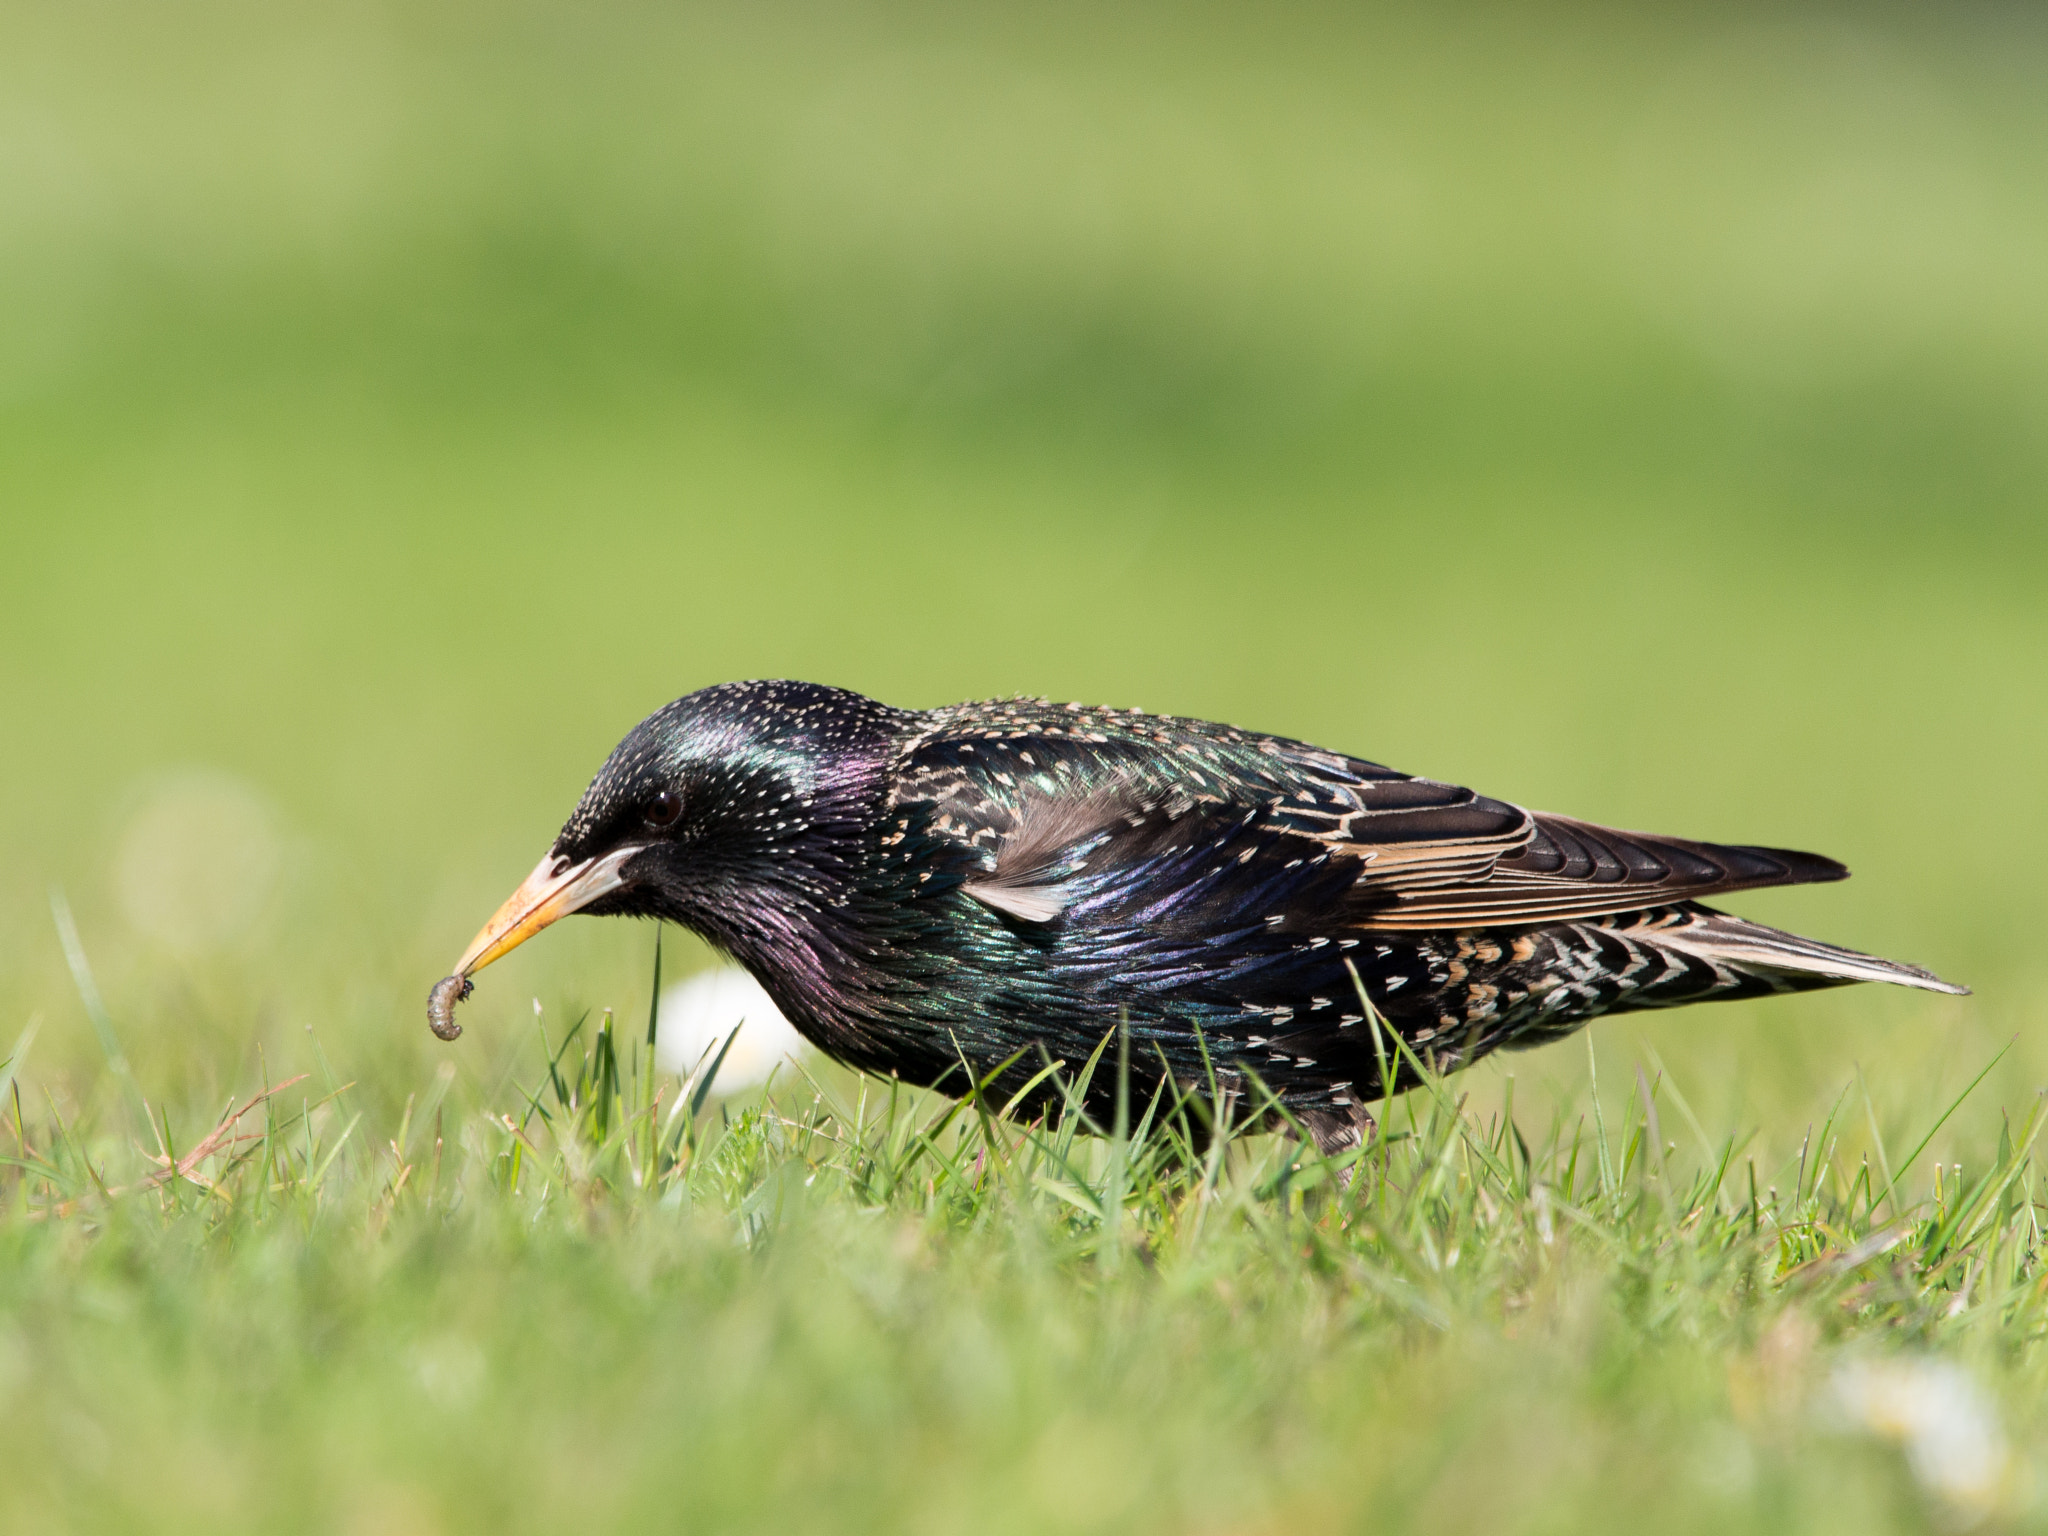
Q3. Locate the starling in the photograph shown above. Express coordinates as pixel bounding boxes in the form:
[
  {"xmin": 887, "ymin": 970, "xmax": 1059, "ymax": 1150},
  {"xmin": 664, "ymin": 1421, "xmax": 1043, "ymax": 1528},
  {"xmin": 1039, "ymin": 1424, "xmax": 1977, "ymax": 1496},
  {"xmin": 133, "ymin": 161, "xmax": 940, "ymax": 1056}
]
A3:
[{"xmin": 443, "ymin": 681, "xmax": 1964, "ymax": 1154}]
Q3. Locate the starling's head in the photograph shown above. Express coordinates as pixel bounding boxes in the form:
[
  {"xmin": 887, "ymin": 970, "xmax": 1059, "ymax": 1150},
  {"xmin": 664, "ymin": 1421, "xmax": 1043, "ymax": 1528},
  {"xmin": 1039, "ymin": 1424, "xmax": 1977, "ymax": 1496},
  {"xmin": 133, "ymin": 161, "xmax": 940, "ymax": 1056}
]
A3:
[{"xmin": 449, "ymin": 681, "xmax": 906, "ymax": 983}]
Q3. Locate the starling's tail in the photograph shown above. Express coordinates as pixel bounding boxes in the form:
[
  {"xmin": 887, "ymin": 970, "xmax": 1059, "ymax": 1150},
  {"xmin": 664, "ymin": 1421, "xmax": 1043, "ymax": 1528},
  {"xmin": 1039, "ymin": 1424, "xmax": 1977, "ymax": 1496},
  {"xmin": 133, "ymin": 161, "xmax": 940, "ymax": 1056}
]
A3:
[{"xmin": 1652, "ymin": 907, "xmax": 1968, "ymax": 997}]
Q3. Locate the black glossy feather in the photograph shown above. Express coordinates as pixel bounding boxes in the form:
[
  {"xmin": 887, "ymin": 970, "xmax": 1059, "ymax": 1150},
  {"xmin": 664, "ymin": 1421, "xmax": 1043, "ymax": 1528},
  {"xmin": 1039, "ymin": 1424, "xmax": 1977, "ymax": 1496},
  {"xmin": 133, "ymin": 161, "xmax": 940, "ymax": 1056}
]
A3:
[{"xmin": 521, "ymin": 682, "xmax": 1964, "ymax": 1154}]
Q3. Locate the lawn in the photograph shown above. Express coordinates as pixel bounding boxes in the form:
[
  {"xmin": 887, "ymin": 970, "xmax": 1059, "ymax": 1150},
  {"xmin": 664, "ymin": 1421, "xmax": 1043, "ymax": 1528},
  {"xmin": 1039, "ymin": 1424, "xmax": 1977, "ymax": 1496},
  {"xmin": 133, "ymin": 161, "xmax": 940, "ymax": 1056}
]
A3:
[{"xmin": 3, "ymin": 3, "xmax": 2046, "ymax": 1531}]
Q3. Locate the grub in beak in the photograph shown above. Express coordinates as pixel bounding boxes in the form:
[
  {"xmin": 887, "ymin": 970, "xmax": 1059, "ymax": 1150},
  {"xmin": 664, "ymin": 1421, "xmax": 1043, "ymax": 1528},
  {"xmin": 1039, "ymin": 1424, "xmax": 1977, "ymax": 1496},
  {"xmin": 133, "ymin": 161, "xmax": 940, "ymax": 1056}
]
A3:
[
  {"xmin": 428, "ymin": 845, "xmax": 641, "ymax": 1042},
  {"xmin": 427, "ymin": 973, "xmax": 472, "ymax": 1041}
]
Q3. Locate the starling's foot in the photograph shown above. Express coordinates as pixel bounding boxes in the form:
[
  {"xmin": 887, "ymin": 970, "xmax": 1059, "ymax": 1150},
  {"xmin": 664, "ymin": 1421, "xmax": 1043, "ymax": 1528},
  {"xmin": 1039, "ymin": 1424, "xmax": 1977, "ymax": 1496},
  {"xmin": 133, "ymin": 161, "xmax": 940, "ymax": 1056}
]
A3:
[{"xmin": 1299, "ymin": 1103, "xmax": 1378, "ymax": 1189}]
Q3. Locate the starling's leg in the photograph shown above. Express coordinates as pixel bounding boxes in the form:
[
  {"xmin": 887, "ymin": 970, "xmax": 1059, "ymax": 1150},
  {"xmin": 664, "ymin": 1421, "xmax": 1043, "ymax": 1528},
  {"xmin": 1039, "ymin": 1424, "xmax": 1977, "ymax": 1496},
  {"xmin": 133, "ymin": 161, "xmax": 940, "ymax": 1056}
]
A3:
[{"xmin": 1298, "ymin": 1102, "xmax": 1378, "ymax": 1188}]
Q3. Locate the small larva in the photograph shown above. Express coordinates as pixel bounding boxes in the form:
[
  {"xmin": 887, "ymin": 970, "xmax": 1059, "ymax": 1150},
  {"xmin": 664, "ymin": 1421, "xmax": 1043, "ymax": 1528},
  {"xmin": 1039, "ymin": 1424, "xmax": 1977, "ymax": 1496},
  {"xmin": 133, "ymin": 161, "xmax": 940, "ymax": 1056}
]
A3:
[{"xmin": 427, "ymin": 974, "xmax": 473, "ymax": 1041}]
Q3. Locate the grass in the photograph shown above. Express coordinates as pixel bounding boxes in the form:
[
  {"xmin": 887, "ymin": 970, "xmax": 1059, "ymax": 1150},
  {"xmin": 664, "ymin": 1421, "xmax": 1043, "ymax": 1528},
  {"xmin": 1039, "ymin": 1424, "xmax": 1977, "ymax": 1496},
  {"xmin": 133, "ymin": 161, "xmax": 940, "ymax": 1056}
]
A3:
[
  {"xmin": 3, "ymin": 1, "xmax": 2047, "ymax": 1530},
  {"xmin": 4, "ymin": 936, "xmax": 2045, "ymax": 1534}
]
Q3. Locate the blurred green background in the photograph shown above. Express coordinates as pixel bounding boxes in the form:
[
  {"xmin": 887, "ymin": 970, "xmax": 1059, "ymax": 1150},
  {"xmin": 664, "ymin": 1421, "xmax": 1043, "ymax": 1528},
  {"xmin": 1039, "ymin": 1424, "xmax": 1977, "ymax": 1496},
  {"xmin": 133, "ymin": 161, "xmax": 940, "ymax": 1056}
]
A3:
[{"xmin": 3, "ymin": 0, "xmax": 2044, "ymax": 1160}]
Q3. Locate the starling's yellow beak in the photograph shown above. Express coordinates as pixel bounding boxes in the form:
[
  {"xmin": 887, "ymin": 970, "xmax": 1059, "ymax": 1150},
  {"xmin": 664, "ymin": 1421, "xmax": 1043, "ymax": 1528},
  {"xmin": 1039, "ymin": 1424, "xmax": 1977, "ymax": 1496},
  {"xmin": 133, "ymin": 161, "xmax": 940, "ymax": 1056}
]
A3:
[{"xmin": 454, "ymin": 846, "xmax": 642, "ymax": 977}]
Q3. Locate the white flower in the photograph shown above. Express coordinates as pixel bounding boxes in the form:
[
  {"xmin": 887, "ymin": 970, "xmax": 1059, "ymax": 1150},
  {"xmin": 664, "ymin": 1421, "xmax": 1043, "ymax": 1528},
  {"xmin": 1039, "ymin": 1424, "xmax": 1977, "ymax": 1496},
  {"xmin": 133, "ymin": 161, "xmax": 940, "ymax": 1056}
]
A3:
[
  {"xmin": 654, "ymin": 967, "xmax": 805, "ymax": 1094},
  {"xmin": 1831, "ymin": 1356, "xmax": 2011, "ymax": 1524}
]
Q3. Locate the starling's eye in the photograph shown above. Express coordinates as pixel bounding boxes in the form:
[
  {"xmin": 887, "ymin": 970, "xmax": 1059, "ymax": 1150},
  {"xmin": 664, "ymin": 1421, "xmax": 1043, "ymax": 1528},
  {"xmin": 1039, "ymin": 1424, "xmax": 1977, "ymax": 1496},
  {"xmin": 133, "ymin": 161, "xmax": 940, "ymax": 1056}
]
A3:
[{"xmin": 643, "ymin": 790, "xmax": 682, "ymax": 829}]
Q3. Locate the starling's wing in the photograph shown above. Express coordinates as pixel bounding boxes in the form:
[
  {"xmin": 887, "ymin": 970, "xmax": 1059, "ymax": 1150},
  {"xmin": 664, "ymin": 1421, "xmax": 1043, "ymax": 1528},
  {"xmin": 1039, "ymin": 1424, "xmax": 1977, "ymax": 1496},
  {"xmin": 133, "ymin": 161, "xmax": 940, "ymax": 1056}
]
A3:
[
  {"xmin": 1258, "ymin": 757, "xmax": 1848, "ymax": 928},
  {"xmin": 889, "ymin": 717, "xmax": 1368, "ymax": 932},
  {"xmin": 1339, "ymin": 811, "xmax": 1847, "ymax": 930},
  {"xmin": 948, "ymin": 781, "xmax": 1372, "ymax": 946},
  {"xmin": 892, "ymin": 705, "xmax": 1846, "ymax": 934}
]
